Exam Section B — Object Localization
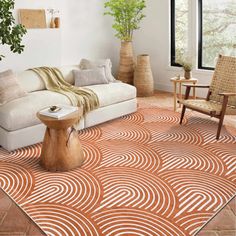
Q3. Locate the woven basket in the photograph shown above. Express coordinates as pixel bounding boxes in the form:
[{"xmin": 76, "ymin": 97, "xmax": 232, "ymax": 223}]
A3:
[
  {"xmin": 118, "ymin": 41, "xmax": 135, "ymax": 84},
  {"xmin": 134, "ymin": 54, "xmax": 154, "ymax": 97}
]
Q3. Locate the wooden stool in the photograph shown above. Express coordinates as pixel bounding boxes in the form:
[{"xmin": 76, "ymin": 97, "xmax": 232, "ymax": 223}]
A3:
[{"xmin": 37, "ymin": 109, "xmax": 85, "ymax": 171}]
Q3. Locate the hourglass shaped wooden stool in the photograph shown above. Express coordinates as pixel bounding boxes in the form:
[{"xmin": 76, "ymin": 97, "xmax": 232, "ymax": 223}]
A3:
[{"xmin": 37, "ymin": 109, "xmax": 85, "ymax": 172}]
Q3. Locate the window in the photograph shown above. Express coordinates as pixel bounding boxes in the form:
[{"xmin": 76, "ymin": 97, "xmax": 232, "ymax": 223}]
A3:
[
  {"xmin": 170, "ymin": 0, "xmax": 189, "ymax": 66},
  {"xmin": 171, "ymin": 0, "xmax": 236, "ymax": 70},
  {"xmin": 199, "ymin": 0, "xmax": 236, "ymax": 69}
]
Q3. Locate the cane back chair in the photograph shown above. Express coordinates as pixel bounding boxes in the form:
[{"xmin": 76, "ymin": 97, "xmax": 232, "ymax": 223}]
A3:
[{"xmin": 179, "ymin": 55, "xmax": 236, "ymax": 139}]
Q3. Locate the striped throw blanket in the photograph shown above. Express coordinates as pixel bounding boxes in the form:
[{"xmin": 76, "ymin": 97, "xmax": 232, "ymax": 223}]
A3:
[{"xmin": 30, "ymin": 67, "xmax": 99, "ymax": 114}]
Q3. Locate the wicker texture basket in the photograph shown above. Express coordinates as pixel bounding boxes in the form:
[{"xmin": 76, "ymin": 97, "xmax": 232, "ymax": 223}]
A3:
[
  {"xmin": 210, "ymin": 55, "xmax": 236, "ymax": 108},
  {"xmin": 134, "ymin": 54, "xmax": 154, "ymax": 97},
  {"xmin": 118, "ymin": 41, "xmax": 135, "ymax": 84}
]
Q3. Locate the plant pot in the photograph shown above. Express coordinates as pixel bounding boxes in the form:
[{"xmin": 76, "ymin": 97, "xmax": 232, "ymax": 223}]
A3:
[
  {"xmin": 184, "ymin": 70, "xmax": 191, "ymax": 80},
  {"xmin": 134, "ymin": 54, "xmax": 154, "ymax": 97},
  {"xmin": 54, "ymin": 17, "xmax": 60, "ymax": 28},
  {"xmin": 50, "ymin": 17, "xmax": 55, "ymax": 28},
  {"xmin": 118, "ymin": 41, "xmax": 135, "ymax": 84}
]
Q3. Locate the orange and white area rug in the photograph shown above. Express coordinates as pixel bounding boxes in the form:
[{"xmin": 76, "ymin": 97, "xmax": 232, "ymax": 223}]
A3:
[{"xmin": 0, "ymin": 102, "xmax": 236, "ymax": 236}]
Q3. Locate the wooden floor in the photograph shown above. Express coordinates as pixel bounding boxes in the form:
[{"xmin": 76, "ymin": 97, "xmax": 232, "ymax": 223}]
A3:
[
  {"xmin": 0, "ymin": 188, "xmax": 45, "ymax": 235},
  {"xmin": 0, "ymin": 91, "xmax": 235, "ymax": 235},
  {"xmin": 197, "ymin": 196, "xmax": 236, "ymax": 236}
]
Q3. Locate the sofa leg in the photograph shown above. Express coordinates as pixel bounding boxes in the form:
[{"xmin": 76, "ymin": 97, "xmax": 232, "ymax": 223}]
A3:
[{"xmin": 180, "ymin": 106, "xmax": 186, "ymax": 124}]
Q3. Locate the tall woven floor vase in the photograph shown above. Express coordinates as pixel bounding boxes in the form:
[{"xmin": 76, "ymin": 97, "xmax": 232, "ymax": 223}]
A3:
[
  {"xmin": 118, "ymin": 41, "xmax": 135, "ymax": 85},
  {"xmin": 134, "ymin": 54, "xmax": 154, "ymax": 97}
]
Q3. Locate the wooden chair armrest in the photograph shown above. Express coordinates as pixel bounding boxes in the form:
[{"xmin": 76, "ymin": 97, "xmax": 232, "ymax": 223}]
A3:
[
  {"xmin": 219, "ymin": 92, "xmax": 236, "ymax": 97},
  {"xmin": 183, "ymin": 84, "xmax": 210, "ymax": 88}
]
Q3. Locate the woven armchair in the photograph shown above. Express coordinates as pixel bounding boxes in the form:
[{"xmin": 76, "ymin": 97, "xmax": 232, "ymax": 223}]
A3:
[{"xmin": 179, "ymin": 55, "xmax": 236, "ymax": 139}]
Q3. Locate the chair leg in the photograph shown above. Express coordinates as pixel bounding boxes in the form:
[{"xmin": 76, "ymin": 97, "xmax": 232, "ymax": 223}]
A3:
[
  {"xmin": 216, "ymin": 95, "xmax": 228, "ymax": 140},
  {"xmin": 216, "ymin": 115, "xmax": 225, "ymax": 140},
  {"xmin": 180, "ymin": 105, "xmax": 186, "ymax": 124}
]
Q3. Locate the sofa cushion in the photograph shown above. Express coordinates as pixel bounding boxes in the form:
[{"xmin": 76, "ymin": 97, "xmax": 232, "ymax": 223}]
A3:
[
  {"xmin": 85, "ymin": 82, "xmax": 136, "ymax": 108},
  {"xmin": 79, "ymin": 59, "xmax": 116, "ymax": 82},
  {"xmin": 0, "ymin": 90, "xmax": 71, "ymax": 131},
  {"xmin": 59, "ymin": 65, "xmax": 80, "ymax": 85},
  {"xmin": 0, "ymin": 70, "xmax": 28, "ymax": 105},
  {"xmin": 0, "ymin": 82, "xmax": 136, "ymax": 132},
  {"xmin": 17, "ymin": 70, "xmax": 46, "ymax": 92},
  {"xmin": 17, "ymin": 65, "xmax": 80, "ymax": 92},
  {"xmin": 74, "ymin": 68, "xmax": 109, "ymax": 87}
]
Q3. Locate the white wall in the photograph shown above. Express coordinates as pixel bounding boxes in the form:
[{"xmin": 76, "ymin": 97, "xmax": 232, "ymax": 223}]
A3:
[
  {"xmin": 0, "ymin": 29, "xmax": 62, "ymax": 72},
  {"xmin": 0, "ymin": 0, "xmax": 61, "ymax": 72},
  {"xmin": 0, "ymin": 0, "xmax": 63, "ymax": 72},
  {"xmin": 60, "ymin": 0, "xmax": 119, "ymax": 68},
  {"xmin": 133, "ymin": 0, "xmax": 213, "ymax": 97},
  {"xmin": 0, "ymin": 0, "xmax": 119, "ymax": 73},
  {"xmin": 1, "ymin": 0, "xmax": 213, "ymax": 97}
]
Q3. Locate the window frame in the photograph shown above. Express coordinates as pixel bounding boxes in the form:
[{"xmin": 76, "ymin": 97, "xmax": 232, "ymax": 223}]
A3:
[
  {"xmin": 198, "ymin": 0, "xmax": 214, "ymax": 70},
  {"xmin": 170, "ymin": 0, "xmax": 216, "ymax": 70},
  {"xmin": 170, "ymin": 0, "xmax": 190, "ymax": 68},
  {"xmin": 170, "ymin": 0, "xmax": 180, "ymax": 67}
]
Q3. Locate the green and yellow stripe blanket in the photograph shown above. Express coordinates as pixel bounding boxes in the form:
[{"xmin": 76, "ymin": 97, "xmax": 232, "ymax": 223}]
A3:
[{"xmin": 30, "ymin": 67, "xmax": 99, "ymax": 114}]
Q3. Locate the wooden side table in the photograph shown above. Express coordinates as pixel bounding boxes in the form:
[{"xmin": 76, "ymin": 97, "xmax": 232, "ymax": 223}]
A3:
[
  {"xmin": 170, "ymin": 77, "xmax": 198, "ymax": 111},
  {"xmin": 37, "ymin": 109, "xmax": 85, "ymax": 171}
]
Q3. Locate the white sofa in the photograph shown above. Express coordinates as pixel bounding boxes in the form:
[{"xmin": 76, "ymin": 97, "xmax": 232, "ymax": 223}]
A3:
[{"xmin": 0, "ymin": 65, "xmax": 137, "ymax": 151}]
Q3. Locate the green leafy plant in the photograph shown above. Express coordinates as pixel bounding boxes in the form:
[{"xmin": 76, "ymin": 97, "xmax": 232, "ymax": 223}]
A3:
[
  {"xmin": 178, "ymin": 60, "xmax": 193, "ymax": 72},
  {"xmin": 0, "ymin": 0, "xmax": 27, "ymax": 60},
  {"xmin": 104, "ymin": 0, "xmax": 146, "ymax": 41},
  {"xmin": 176, "ymin": 56, "xmax": 193, "ymax": 72}
]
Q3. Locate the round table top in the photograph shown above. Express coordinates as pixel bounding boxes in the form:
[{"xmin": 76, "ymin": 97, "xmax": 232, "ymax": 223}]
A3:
[
  {"xmin": 170, "ymin": 77, "xmax": 198, "ymax": 82},
  {"xmin": 37, "ymin": 108, "xmax": 83, "ymax": 130}
]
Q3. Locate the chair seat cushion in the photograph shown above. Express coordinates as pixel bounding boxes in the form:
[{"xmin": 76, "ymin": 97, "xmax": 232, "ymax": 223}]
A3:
[{"xmin": 180, "ymin": 99, "xmax": 236, "ymax": 116}]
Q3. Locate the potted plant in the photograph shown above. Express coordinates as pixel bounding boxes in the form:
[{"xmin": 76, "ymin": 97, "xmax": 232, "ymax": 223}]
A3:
[
  {"xmin": 0, "ymin": 0, "xmax": 27, "ymax": 61},
  {"xmin": 104, "ymin": 0, "xmax": 146, "ymax": 84},
  {"xmin": 177, "ymin": 57, "xmax": 193, "ymax": 80}
]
